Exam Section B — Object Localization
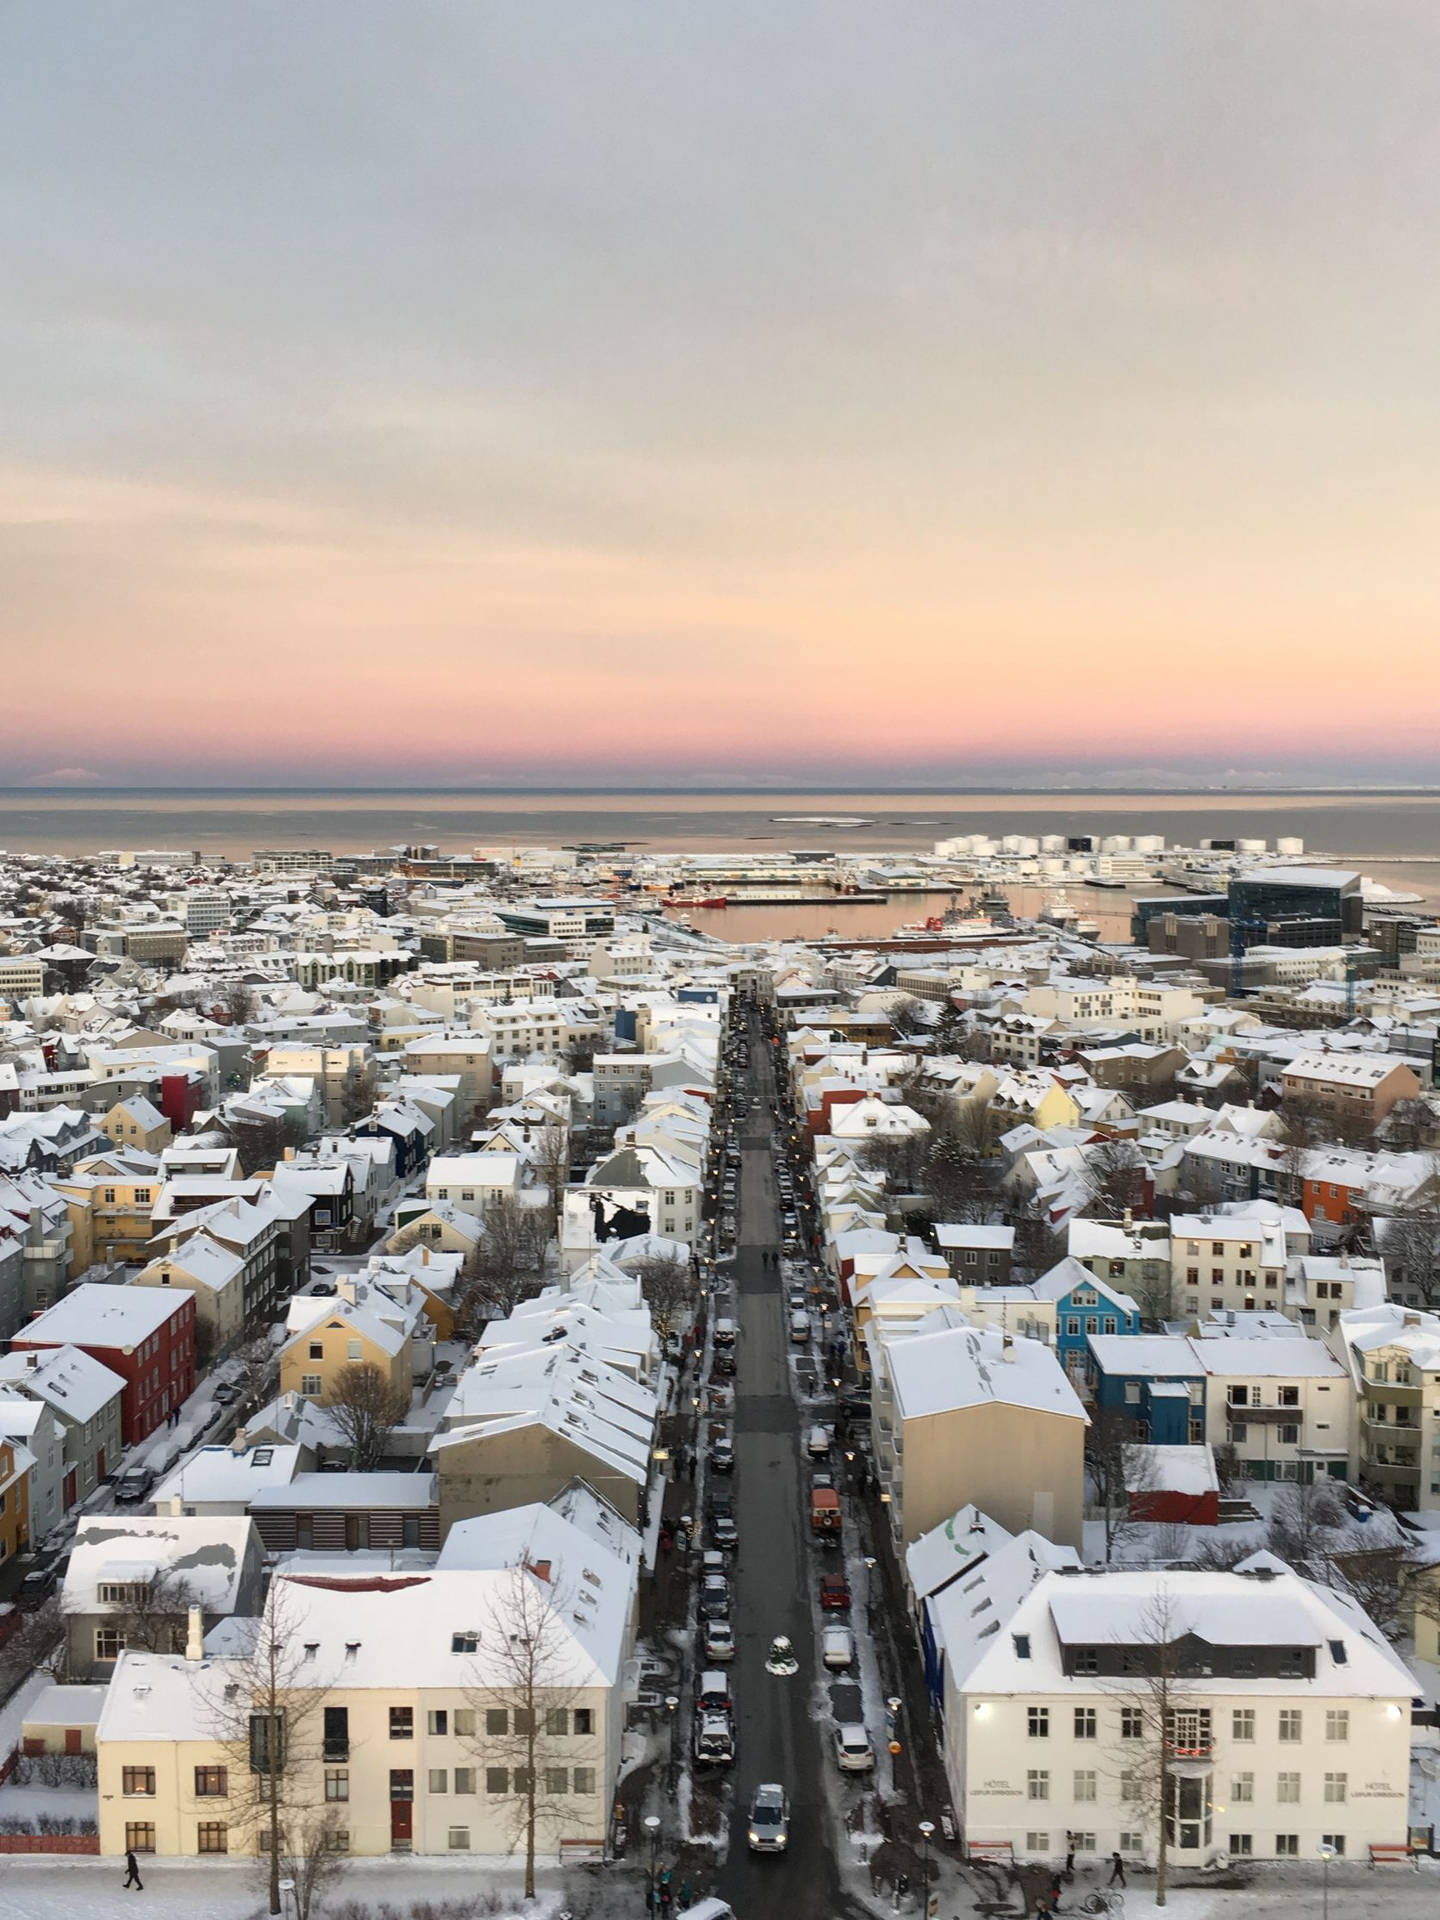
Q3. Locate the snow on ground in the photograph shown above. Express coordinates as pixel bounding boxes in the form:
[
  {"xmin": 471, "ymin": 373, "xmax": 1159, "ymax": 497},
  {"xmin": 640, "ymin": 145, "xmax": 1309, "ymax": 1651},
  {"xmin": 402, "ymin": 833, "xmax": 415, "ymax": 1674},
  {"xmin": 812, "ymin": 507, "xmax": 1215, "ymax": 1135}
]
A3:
[
  {"xmin": 0, "ymin": 1857, "xmax": 574, "ymax": 1920},
  {"xmin": 0, "ymin": 1672, "xmax": 53, "ymax": 1757},
  {"xmin": 0, "ymin": 1780, "xmax": 98, "ymax": 1822}
]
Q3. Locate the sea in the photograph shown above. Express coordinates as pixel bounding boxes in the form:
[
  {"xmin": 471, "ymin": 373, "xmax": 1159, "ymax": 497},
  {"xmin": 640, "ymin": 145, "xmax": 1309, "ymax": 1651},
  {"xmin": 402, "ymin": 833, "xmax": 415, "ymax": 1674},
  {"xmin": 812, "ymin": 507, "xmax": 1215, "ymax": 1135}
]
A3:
[{"xmin": 3, "ymin": 787, "xmax": 1439, "ymax": 946}]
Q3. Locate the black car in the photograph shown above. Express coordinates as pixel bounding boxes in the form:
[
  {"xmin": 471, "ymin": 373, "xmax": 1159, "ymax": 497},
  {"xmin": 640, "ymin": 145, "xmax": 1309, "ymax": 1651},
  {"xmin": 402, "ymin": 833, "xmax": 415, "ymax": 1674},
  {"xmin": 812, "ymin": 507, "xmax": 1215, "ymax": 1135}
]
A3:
[
  {"xmin": 713, "ymin": 1350, "xmax": 737, "ymax": 1378},
  {"xmin": 708, "ymin": 1507, "xmax": 738, "ymax": 1550}
]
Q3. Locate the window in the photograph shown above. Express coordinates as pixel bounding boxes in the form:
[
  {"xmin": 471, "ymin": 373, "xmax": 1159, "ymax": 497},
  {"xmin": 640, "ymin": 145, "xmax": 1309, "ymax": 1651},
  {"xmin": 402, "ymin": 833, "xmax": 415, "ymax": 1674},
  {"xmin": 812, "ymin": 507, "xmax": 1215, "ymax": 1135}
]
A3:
[
  {"xmin": 1275, "ymin": 1834, "xmax": 1298, "ymax": 1858},
  {"xmin": 1279, "ymin": 1424, "xmax": 1299, "ymax": 1446},
  {"xmin": 1228, "ymin": 1385, "xmax": 1249, "ymax": 1406},
  {"xmin": 249, "ymin": 1712, "xmax": 286, "ymax": 1776},
  {"xmin": 1276, "ymin": 1773, "xmax": 1300, "ymax": 1804},
  {"xmin": 514, "ymin": 1708, "xmax": 536, "ymax": 1737},
  {"xmin": 1278, "ymin": 1386, "xmax": 1299, "ymax": 1407},
  {"xmin": 1103, "ymin": 1317, "xmax": 1117, "ymax": 1335},
  {"xmin": 486, "ymin": 1768, "xmax": 508, "ymax": 1795},
  {"xmin": 454, "ymin": 1768, "xmax": 475, "ymax": 1794},
  {"xmin": 125, "ymin": 1823, "xmax": 156, "ymax": 1854},
  {"xmin": 573, "ymin": 1766, "xmax": 596, "ymax": 1795},
  {"xmin": 1027, "ymin": 1770, "xmax": 1050, "ymax": 1801},
  {"xmin": 1073, "ymin": 1770, "xmax": 1097, "ymax": 1803},
  {"xmin": 95, "ymin": 1626, "xmax": 125, "ymax": 1662},
  {"xmin": 1074, "ymin": 1708, "xmax": 1096, "ymax": 1740},
  {"xmin": 1120, "ymin": 1831, "xmax": 1144, "ymax": 1854},
  {"xmin": 545, "ymin": 1766, "xmax": 569, "ymax": 1796},
  {"xmin": 1322, "ymin": 1834, "xmax": 1346, "ymax": 1856},
  {"xmin": 1324, "ymin": 1773, "xmax": 1347, "ymax": 1804},
  {"xmin": 1073, "ymin": 1648, "xmax": 1098, "ymax": 1676},
  {"xmin": 1326, "ymin": 1710, "xmax": 1349, "ymax": 1742},
  {"xmin": 1013, "ymin": 1634, "xmax": 1032, "ymax": 1659},
  {"xmin": 1027, "ymin": 1707, "xmax": 1050, "ymax": 1738},
  {"xmin": 197, "ymin": 1821, "xmax": 228, "ymax": 1854},
  {"xmin": 323, "ymin": 1706, "xmax": 349, "ymax": 1761},
  {"xmin": 325, "ymin": 1829, "xmax": 350, "ymax": 1853},
  {"xmin": 573, "ymin": 1707, "xmax": 594, "ymax": 1736},
  {"xmin": 1025, "ymin": 1833, "xmax": 1050, "ymax": 1853},
  {"xmin": 1120, "ymin": 1708, "xmax": 1143, "ymax": 1740},
  {"xmin": 123, "ymin": 1767, "xmax": 156, "ymax": 1797},
  {"xmin": 546, "ymin": 1708, "xmax": 569, "ymax": 1736},
  {"xmin": 448, "ymin": 1827, "xmax": 471, "ymax": 1851},
  {"xmin": 1232, "ymin": 1773, "xmax": 1253, "ymax": 1804},
  {"xmin": 301, "ymin": 1374, "xmax": 323, "ymax": 1398},
  {"xmin": 1229, "ymin": 1834, "xmax": 1253, "ymax": 1857},
  {"xmin": 454, "ymin": 1709, "xmax": 476, "ymax": 1738},
  {"xmin": 308, "ymin": 1342, "xmax": 324, "ymax": 1360},
  {"xmin": 1278, "ymin": 1710, "xmax": 1301, "ymax": 1742},
  {"xmin": 347, "ymin": 1340, "xmax": 363, "ymax": 1361},
  {"xmin": 194, "ymin": 1766, "xmax": 228, "ymax": 1798},
  {"xmin": 452, "ymin": 1632, "xmax": 478, "ymax": 1654},
  {"xmin": 427, "ymin": 1710, "xmax": 449, "ymax": 1736},
  {"xmin": 389, "ymin": 1770, "xmax": 413, "ymax": 1801},
  {"xmin": 429, "ymin": 1770, "xmax": 448, "ymax": 1794},
  {"xmin": 1232, "ymin": 1709, "xmax": 1255, "ymax": 1743},
  {"xmin": 325, "ymin": 1770, "xmax": 348, "ymax": 1802},
  {"xmin": 1120, "ymin": 1771, "xmax": 1139, "ymax": 1803},
  {"xmin": 389, "ymin": 1707, "xmax": 413, "ymax": 1740}
]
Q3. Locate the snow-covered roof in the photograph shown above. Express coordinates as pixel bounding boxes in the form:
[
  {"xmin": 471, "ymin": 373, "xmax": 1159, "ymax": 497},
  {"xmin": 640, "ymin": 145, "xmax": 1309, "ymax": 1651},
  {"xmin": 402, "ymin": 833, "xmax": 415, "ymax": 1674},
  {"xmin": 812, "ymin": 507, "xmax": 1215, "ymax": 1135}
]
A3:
[
  {"xmin": 18, "ymin": 1280, "xmax": 194, "ymax": 1349},
  {"xmin": 64, "ymin": 1515, "xmax": 258, "ymax": 1614},
  {"xmin": 884, "ymin": 1323, "xmax": 1087, "ymax": 1423},
  {"xmin": 0, "ymin": 1344, "xmax": 126, "ymax": 1424},
  {"xmin": 250, "ymin": 1472, "xmax": 436, "ymax": 1512},
  {"xmin": 150, "ymin": 1444, "xmax": 304, "ymax": 1508}
]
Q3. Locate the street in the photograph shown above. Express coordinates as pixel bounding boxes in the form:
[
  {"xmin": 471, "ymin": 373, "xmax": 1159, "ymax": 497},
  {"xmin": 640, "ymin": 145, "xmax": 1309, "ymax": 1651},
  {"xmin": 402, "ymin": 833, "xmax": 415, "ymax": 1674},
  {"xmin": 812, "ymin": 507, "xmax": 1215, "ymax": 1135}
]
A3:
[{"xmin": 715, "ymin": 1008, "xmax": 865, "ymax": 1920}]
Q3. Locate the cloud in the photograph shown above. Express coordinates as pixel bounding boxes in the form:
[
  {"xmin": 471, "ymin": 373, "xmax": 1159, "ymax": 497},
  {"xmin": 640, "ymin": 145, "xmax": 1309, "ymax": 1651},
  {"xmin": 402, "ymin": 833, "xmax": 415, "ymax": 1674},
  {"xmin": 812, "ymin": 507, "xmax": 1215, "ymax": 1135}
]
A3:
[{"xmin": 27, "ymin": 767, "xmax": 102, "ymax": 785}]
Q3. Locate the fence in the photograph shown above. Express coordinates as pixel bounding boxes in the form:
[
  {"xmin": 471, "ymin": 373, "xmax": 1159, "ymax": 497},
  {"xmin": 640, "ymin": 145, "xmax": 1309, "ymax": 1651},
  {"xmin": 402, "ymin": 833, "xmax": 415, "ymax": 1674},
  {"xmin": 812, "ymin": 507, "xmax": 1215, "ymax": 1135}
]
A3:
[{"xmin": 0, "ymin": 1834, "xmax": 100, "ymax": 1855}]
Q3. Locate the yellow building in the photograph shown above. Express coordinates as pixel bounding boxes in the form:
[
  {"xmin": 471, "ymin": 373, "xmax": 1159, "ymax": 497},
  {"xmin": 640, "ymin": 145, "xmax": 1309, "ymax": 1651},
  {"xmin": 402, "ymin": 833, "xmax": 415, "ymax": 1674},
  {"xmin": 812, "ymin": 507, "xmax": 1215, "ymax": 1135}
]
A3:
[
  {"xmin": 99, "ymin": 1097, "xmax": 173, "ymax": 1155},
  {"xmin": 53, "ymin": 1155, "xmax": 161, "ymax": 1271},
  {"xmin": 279, "ymin": 1296, "xmax": 413, "ymax": 1406},
  {"xmin": 0, "ymin": 1437, "xmax": 33, "ymax": 1565}
]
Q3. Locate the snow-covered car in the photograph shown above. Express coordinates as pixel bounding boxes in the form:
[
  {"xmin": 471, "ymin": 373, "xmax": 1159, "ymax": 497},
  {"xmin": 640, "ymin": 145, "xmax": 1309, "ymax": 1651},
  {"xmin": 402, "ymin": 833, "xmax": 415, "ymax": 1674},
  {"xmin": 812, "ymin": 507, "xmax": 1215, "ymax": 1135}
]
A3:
[
  {"xmin": 704, "ymin": 1619, "xmax": 736, "ymax": 1662},
  {"xmin": 693, "ymin": 1709, "xmax": 735, "ymax": 1768},
  {"xmin": 698, "ymin": 1573, "xmax": 731, "ymax": 1620},
  {"xmin": 821, "ymin": 1625, "xmax": 855, "ymax": 1670},
  {"xmin": 832, "ymin": 1724, "xmax": 875, "ymax": 1773}
]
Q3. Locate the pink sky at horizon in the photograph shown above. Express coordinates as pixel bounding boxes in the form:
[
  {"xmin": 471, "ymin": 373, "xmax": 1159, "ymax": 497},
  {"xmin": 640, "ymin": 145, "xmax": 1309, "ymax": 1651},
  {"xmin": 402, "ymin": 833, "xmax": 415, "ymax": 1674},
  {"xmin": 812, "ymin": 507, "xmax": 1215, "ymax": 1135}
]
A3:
[{"xmin": 7, "ymin": 7, "xmax": 1440, "ymax": 789}]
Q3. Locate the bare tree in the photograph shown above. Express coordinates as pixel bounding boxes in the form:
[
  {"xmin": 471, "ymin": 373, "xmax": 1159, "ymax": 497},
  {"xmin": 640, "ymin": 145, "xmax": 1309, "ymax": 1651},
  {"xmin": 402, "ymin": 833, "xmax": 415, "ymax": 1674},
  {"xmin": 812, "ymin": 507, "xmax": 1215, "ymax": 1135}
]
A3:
[
  {"xmin": 1086, "ymin": 1407, "xmax": 1159, "ymax": 1565},
  {"xmin": 530, "ymin": 1125, "xmax": 571, "ymax": 1240},
  {"xmin": 204, "ymin": 1580, "xmax": 330, "ymax": 1915},
  {"xmin": 1086, "ymin": 1139, "xmax": 1150, "ymax": 1218},
  {"xmin": 629, "ymin": 1251, "xmax": 693, "ymax": 1340},
  {"xmin": 885, "ymin": 995, "xmax": 927, "ymax": 1039},
  {"xmin": 1374, "ymin": 1206, "xmax": 1440, "ymax": 1310},
  {"xmin": 464, "ymin": 1565, "xmax": 585, "ymax": 1899},
  {"xmin": 83, "ymin": 1568, "xmax": 202, "ymax": 1659},
  {"xmin": 326, "ymin": 1362, "xmax": 410, "ymax": 1470},
  {"xmin": 221, "ymin": 982, "xmax": 259, "ymax": 1028},
  {"xmin": 1103, "ymin": 1587, "xmax": 1200, "ymax": 1905},
  {"xmin": 231, "ymin": 1331, "xmax": 282, "ymax": 1409},
  {"xmin": 1009, "ymin": 1192, "xmax": 1064, "ymax": 1279},
  {"xmin": 459, "ymin": 1195, "xmax": 544, "ymax": 1328},
  {"xmin": 1265, "ymin": 1476, "xmax": 1343, "ymax": 1578},
  {"xmin": 275, "ymin": 1809, "xmax": 350, "ymax": 1919},
  {"xmin": 337, "ymin": 1064, "xmax": 377, "ymax": 1125}
]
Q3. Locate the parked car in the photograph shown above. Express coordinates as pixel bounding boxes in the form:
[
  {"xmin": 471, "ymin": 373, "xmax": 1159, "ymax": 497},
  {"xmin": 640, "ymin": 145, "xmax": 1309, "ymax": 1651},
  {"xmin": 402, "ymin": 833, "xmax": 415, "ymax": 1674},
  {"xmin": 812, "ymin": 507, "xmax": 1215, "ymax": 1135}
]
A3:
[
  {"xmin": 840, "ymin": 1386, "xmax": 872, "ymax": 1417},
  {"xmin": 713, "ymin": 1349, "xmax": 737, "ymax": 1378},
  {"xmin": 709, "ymin": 1436, "xmax": 735, "ymax": 1474},
  {"xmin": 789, "ymin": 1312, "xmax": 812, "ymax": 1345},
  {"xmin": 698, "ymin": 1670, "xmax": 733, "ymax": 1714},
  {"xmin": 17, "ymin": 1550, "xmax": 66, "ymax": 1611},
  {"xmin": 832, "ymin": 1724, "xmax": 875, "ymax": 1773},
  {"xmin": 747, "ymin": 1782, "xmax": 790, "ymax": 1853},
  {"xmin": 806, "ymin": 1424, "xmax": 831, "ymax": 1459},
  {"xmin": 821, "ymin": 1625, "xmax": 856, "ymax": 1670},
  {"xmin": 708, "ymin": 1507, "xmax": 738, "ymax": 1551},
  {"xmin": 819, "ymin": 1571, "xmax": 851, "ymax": 1612},
  {"xmin": 704, "ymin": 1619, "xmax": 736, "ymax": 1662},
  {"xmin": 787, "ymin": 1288, "xmax": 810, "ymax": 1312},
  {"xmin": 693, "ymin": 1709, "xmax": 735, "ymax": 1768},
  {"xmin": 714, "ymin": 1317, "xmax": 737, "ymax": 1348},
  {"xmin": 213, "ymin": 1380, "xmax": 241, "ymax": 1407},
  {"xmin": 112, "ymin": 1466, "xmax": 154, "ymax": 1506},
  {"xmin": 698, "ymin": 1574, "xmax": 731, "ymax": 1620}
]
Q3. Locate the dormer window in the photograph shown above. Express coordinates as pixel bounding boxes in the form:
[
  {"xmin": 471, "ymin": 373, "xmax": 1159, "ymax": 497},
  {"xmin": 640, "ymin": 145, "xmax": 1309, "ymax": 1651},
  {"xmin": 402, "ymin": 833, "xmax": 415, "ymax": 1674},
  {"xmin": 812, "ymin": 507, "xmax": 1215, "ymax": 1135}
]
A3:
[{"xmin": 1013, "ymin": 1633, "xmax": 1031, "ymax": 1660}]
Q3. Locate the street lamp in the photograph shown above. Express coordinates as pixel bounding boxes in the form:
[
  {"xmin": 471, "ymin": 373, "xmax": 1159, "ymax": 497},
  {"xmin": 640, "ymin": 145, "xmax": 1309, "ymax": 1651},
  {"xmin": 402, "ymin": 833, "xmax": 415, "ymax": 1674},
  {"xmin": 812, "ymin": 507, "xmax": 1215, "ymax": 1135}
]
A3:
[
  {"xmin": 1319, "ymin": 1841, "xmax": 1335, "ymax": 1920},
  {"xmin": 918, "ymin": 1820, "xmax": 936, "ymax": 1901},
  {"xmin": 665, "ymin": 1695, "xmax": 679, "ymax": 1790},
  {"xmin": 644, "ymin": 1812, "xmax": 661, "ymax": 1896}
]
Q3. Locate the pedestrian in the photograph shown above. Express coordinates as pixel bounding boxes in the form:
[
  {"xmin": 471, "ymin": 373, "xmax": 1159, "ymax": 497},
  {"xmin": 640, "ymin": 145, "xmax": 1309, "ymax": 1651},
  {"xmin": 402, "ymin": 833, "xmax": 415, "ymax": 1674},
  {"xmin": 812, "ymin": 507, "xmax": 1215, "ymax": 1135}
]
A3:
[
  {"xmin": 1109, "ymin": 1852, "xmax": 1126, "ymax": 1888},
  {"xmin": 123, "ymin": 1847, "xmax": 143, "ymax": 1890},
  {"xmin": 1050, "ymin": 1875, "xmax": 1064, "ymax": 1910},
  {"xmin": 1065, "ymin": 1844, "xmax": 1075, "ymax": 1879},
  {"xmin": 678, "ymin": 1881, "xmax": 691, "ymax": 1910}
]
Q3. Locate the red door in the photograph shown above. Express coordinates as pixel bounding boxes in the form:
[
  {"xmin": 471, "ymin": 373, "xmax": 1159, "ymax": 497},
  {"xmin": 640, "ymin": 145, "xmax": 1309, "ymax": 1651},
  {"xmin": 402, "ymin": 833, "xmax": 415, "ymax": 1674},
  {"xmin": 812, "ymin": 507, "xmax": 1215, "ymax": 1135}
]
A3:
[
  {"xmin": 64, "ymin": 1730, "xmax": 82, "ymax": 1756},
  {"xmin": 62, "ymin": 1468, "xmax": 77, "ymax": 1511},
  {"xmin": 389, "ymin": 1771, "xmax": 413, "ymax": 1849},
  {"xmin": 96, "ymin": 1448, "xmax": 105, "ymax": 1482}
]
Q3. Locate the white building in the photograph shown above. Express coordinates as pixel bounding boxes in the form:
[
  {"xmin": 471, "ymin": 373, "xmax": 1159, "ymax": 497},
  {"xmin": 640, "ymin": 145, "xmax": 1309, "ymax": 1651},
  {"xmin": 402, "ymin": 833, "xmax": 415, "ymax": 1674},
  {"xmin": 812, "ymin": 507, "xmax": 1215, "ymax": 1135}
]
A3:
[{"xmin": 956, "ymin": 1558, "xmax": 1415, "ymax": 1869}]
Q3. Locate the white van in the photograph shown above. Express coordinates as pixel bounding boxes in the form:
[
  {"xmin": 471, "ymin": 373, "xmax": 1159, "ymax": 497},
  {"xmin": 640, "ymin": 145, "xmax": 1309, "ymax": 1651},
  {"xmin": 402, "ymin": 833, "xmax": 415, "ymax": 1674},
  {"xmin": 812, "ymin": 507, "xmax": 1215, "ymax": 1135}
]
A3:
[
  {"xmin": 788, "ymin": 1311, "xmax": 811, "ymax": 1344},
  {"xmin": 806, "ymin": 1423, "xmax": 831, "ymax": 1459},
  {"xmin": 713, "ymin": 1317, "xmax": 737, "ymax": 1349}
]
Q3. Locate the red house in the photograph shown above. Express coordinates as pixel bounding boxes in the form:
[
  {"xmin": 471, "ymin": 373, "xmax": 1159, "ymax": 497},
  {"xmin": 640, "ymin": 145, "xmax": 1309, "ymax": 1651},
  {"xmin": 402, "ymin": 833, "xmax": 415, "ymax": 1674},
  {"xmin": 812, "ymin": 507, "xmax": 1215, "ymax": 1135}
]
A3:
[
  {"xmin": 12, "ymin": 1283, "xmax": 197, "ymax": 1446},
  {"xmin": 1125, "ymin": 1442, "xmax": 1221, "ymax": 1528}
]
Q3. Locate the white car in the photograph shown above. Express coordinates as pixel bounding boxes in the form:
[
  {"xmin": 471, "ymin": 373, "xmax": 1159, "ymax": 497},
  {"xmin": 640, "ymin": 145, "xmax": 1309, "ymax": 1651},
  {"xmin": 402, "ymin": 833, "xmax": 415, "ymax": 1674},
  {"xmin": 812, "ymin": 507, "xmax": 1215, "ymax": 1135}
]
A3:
[
  {"xmin": 832, "ymin": 1723, "xmax": 875, "ymax": 1773},
  {"xmin": 704, "ymin": 1619, "xmax": 736, "ymax": 1662},
  {"xmin": 821, "ymin": 1625, "xmax": 855, "ymax": 1671}
]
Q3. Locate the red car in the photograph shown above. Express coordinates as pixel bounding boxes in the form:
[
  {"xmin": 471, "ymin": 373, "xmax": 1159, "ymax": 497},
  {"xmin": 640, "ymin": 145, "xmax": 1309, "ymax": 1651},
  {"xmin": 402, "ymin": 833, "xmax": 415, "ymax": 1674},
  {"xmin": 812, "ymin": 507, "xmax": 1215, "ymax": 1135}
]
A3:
[{"xmin": 819, "ymin": 1571, "xmax": 851, "ymax": 1611}]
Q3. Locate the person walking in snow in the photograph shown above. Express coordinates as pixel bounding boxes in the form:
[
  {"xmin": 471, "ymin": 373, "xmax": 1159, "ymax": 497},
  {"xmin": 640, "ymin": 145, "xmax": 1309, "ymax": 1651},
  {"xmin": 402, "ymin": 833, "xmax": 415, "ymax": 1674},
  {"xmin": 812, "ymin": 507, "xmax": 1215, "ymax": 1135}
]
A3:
[
  {"xmin": 123, "ymin": 1848, "xmax": 143, "ymax": 1890},
  {"xmin": 1109, "ymin": 1853, "xmax": 1126, "ymax": 1888}
]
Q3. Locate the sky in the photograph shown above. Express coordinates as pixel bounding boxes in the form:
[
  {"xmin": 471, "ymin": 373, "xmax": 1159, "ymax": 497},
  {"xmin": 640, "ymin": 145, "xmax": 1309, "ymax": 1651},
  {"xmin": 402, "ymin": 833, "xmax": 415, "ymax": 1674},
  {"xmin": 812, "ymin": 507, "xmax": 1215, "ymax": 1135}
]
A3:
[{"xmin": 5, "ymin": 2, "xmax": 1440, "ymax": 791}]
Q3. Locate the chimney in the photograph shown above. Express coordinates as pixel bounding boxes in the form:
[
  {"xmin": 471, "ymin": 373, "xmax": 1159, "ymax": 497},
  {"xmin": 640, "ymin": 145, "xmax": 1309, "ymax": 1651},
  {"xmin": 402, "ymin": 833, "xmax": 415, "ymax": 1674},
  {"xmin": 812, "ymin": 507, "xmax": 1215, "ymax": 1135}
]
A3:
[
  {"xmin": 185, "ymin": 1605, "xmax": 205, "ymax": 1662},
  {"xmin": 25, "ymin": 1352, "xmax": 37, "ymax": 1371},
  {"xmin": 1122, "ymin": 1207, "xmax": 1133, "ymax": 1231},
  {"xmin": 230, "ymin": 1426, "xmax": 247, "ymax": 1455}
]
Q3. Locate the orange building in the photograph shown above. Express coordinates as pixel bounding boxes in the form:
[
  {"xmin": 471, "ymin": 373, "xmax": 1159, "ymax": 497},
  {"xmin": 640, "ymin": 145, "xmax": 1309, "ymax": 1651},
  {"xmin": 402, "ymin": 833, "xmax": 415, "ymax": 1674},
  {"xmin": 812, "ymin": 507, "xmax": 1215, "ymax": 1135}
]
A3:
[{"xmin": 0, "ymin": 1437, "xmax": 33, "ymax": 1566}]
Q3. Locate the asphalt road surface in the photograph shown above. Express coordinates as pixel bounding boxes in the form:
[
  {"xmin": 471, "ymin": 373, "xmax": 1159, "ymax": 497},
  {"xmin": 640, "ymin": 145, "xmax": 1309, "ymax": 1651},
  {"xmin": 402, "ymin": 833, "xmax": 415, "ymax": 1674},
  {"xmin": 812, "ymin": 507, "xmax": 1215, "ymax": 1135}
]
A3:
[{"xmin": 715, "ymin": 1010, "xmax": 866, "ymax": 1920}]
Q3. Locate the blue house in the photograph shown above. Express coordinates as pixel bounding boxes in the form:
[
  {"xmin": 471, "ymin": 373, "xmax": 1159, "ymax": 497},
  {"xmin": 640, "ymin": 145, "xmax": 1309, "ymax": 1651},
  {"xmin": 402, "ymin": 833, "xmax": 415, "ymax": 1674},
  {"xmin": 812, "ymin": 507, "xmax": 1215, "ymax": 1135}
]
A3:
[
  {"xmin": 1086, "ymin": 1332, "xmax": 1206, "ymax": 1445},
  {"xmin": 1035, "ymin": 1257, "xmax": 1142, "ymax": 1387}
]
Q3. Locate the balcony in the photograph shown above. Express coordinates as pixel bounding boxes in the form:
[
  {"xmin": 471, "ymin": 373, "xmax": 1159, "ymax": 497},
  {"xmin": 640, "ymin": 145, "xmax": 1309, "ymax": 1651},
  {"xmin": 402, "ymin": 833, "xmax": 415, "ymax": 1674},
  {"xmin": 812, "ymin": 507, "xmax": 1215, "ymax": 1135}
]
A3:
[
  {"xmin": 1361, "ymin": 1416, "xmax": 1420, "ymax": 1444},
  {"xmin": 323, "ymin": 1741, "xmax": 350, "ymax": 1763}
]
